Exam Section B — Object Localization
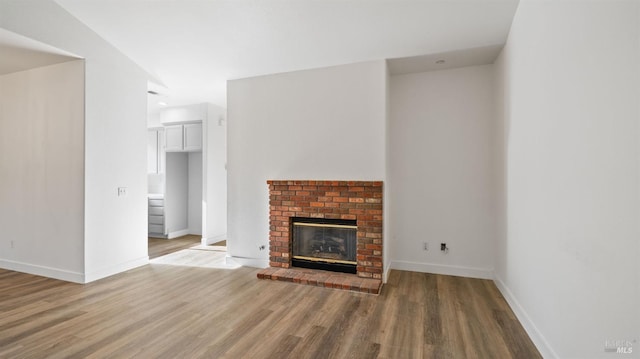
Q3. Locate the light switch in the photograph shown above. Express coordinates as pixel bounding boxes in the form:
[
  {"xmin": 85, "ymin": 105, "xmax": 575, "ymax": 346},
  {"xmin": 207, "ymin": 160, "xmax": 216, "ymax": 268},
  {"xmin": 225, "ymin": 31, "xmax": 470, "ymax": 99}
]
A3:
[{"xmin": 117, "ymin": 187, "xmax": 127, "ymax": 197}]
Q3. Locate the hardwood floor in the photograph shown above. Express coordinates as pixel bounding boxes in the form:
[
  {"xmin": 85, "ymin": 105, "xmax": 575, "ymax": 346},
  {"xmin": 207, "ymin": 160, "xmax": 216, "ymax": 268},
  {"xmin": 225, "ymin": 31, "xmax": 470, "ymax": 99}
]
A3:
[
  {"xmin": 148, "ymin": 235, "xmax": 201, "ymax": 259},
  {"xmin": 0, "ymin": 246, "xmax": 540, "ymax": 358}
]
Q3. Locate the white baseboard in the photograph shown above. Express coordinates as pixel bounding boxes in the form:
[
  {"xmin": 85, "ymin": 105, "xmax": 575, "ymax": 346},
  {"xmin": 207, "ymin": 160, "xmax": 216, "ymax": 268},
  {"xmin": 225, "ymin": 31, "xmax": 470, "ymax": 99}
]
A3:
[
  {"xmin": 390, "ymin": 260, "xmax": 494, "ymax": 279},
  {"xmin": 383, "ymin": 262, "xmax": 392, "ymax": 283},
  {"xmin": 83, "ymin": 256, "xmax": 149, "ymax": 283},
  {"xmin": 225, "ymin": 255, "xmax": 268, "ymax": 268},
  {"xmin": 148, "ymin": 233, "xmax": 167, "ymax": 239},
  {"xmin": 202, "ymin": 234, "xmax": 227, "ymax": 246},
  {"xmin": 493, "ymin": 275, "xmax": 558, "ymax": 359},
  {"xmin": 0, "ymin": 259, "xmax": 84, "ymax": 283},
  {"xmin": 167, "ymin": 229, "xmax": 190, "ymax": 239}
]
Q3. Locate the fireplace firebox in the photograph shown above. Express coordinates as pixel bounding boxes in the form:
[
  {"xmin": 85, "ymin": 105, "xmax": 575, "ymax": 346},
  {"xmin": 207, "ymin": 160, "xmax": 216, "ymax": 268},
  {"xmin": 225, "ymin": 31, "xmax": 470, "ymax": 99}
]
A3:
[{"xmin": 291, "ymin": 217, "xmax": 357, "ymax": 274}]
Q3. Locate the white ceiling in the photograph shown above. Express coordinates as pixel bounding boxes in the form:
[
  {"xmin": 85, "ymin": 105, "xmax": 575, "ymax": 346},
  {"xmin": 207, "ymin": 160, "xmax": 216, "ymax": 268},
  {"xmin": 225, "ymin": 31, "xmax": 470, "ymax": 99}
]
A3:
[
  {"xmin": 387, "ymin": 44, "xmax": 504, "ymax": 75},
  {"xmin": 54, "ymin": 0, "xmax": 519, "ymax": 108},
  {"xmin": 0, "ymin": 28, "xmax": 81, "ymax": 76}
]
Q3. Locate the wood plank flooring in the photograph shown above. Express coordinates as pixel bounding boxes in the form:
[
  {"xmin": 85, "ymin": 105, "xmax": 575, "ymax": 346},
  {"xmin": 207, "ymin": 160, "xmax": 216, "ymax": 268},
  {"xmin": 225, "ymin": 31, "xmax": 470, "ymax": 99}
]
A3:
[
  {"xmin": 0, "ymin": 244, "xmax": 541, "ymax": 358},
  {"xmin": 148, "ymin": 235, "xmax": 201, "ymax": 259}
]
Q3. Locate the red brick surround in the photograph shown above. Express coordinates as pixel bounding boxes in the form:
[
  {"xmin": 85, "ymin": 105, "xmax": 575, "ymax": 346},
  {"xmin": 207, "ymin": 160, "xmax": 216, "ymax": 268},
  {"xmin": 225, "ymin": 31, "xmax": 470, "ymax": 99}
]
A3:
[{"xmin": 267, "ymin": 180, "xmax": 383, "ymax": 279}]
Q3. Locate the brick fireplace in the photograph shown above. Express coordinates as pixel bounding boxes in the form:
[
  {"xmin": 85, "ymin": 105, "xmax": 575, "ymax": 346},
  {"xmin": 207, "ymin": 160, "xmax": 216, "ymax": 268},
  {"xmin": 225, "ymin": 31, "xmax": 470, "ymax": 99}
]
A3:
[{"xmin": 257, "ymin": 180, "xmax": 383, "ymax": 294}]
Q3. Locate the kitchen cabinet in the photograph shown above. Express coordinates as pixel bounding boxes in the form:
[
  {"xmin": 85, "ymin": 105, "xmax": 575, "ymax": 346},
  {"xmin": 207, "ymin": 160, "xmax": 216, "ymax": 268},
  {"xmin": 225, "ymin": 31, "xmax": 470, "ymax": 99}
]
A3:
[
  {"xmin": 164, "ymin": 125, "xmax": 183, "ymax": 152},
  {"xmin": 165, "ymin": 123, "xmax": 202, "ymax": 152},
  {"xmin": 183, "ymin": 124, "xmax": 202, "ymax": 151},
  {"xmin": 148, "ymin": 195, "xmax": 165, "ymax": 237},
  {"xmin": 147, "ymin": 128, "xmax": 165, "ymax": 173}
]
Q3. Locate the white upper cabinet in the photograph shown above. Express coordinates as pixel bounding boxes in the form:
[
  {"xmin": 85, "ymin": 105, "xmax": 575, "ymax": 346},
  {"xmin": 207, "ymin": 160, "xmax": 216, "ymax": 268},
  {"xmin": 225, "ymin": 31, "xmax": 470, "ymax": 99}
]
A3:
[
  {"xmin": 164, "ymin": 125, "xmax": 185, "ymax": 152},
  {"xmin": 147, "ymin": 130, "xmax": 159, "ymax": 173},
  {"xmin": 183, "ymin": 123, "xmax": 202, "ymax": 151},
  {"xmin": 147, "ymin": 128, "xmax": 165, "ymax": 173},
  {"xmin": 160, "ymin": 103, "xmax": 206, "ymax": 152},
  {"xmin": 164, "ymin": 123, "xmax": 202, "ymax": 152}
]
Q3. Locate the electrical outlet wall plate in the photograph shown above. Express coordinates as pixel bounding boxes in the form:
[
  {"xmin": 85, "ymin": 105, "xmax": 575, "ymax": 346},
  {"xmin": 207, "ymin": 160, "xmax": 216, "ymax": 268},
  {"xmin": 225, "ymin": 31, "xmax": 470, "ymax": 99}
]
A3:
[{"xmin": 440, "ymin": 243, "xmax": 449, "ymax": 253}]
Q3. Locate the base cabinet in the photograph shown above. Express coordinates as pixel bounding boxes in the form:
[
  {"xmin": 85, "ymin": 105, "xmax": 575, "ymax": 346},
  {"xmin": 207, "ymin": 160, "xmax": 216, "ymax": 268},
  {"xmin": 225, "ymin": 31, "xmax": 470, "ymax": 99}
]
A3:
[{"xmin": 148, "ymin": 197, "xmax": 165, "ymax": 237}]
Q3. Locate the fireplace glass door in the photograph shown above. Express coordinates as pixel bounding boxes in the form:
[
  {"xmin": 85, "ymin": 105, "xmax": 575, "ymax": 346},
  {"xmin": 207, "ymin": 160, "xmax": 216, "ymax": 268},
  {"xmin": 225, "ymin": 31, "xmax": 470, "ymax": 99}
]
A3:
[{"xmin": 291, "ymin": 218, "xmax": 357, "ymax": 273}]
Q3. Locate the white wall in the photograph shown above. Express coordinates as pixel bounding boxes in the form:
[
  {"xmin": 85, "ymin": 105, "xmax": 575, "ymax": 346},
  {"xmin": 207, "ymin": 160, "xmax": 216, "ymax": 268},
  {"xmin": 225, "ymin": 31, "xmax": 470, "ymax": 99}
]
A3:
[
  {"xmin": 84, "ymin": 59, "xmax": 148, "ymax": 281},
  {"xmin": 166, "ymin": 152, "xmax": 189, "ymax": 237},
  {"xmin": 0, "ymin": 60, "xmax": 85, "ymax": 282},
  {"xmin": 494, "ymin": 1, "xmax": 640, "ymax": 357},
  {"xmin": 389, "ymin": 65, "xmax": 496, "ymax": 279},
  {"xmin": 203, "ymin": 104, "xmax": 227, "ymax": 244},
  {"xmin": 383, "ymin": 63, "xmax": 392, "ymax": 281},
  {"xmin": 147, "ymin": 109, "xmax": 161, "ymax": 128},
  {"xmin": 165, "ymin": 151, "xmax": 204, "ymax": 238},
  {"xmin": 1, "ymin": 0, "xmax": 150, "ymax": 282},
  {"xmin": 188, "ymin": 152, "xmax": 203, "ymax": 235},
  {"xmin": 227, "ymin": 60, "xmax": 387, "ymax": 266}
]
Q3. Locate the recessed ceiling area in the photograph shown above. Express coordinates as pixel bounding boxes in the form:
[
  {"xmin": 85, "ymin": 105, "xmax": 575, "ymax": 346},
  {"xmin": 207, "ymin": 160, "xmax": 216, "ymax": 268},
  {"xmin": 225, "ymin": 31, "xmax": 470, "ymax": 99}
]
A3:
[
  {"xmin": 0, "ymin": 28, "xmax": 81, "ymax": 76},
  {"xmin": 53, "ymin": 0, "xmax": 520, "ymax": 107},
  {"xmin": 387, "ymin": 45, "xmax": 505, "ymax": 75}
]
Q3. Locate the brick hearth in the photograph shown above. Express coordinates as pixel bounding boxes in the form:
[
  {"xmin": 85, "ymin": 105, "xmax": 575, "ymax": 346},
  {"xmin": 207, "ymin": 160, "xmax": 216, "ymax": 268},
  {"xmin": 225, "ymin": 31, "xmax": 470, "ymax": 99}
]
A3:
[
  {"xmin": 257, "ymin": 267, "xmax": 382, "ymax": 294},
  {"xmin": 258, "ymin": 180, "xmax": 383, "ymax": 294}
]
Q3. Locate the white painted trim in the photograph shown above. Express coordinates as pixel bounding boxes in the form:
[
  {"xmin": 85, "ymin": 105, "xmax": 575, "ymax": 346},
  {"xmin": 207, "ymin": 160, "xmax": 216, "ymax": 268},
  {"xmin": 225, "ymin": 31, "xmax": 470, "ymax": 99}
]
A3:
[
  {"xmin": 167, "ymin": 229, "xmax": 190, "ymax": 239},
  {"xmin": 202, "ymin": 233, "xmax": 226, "ymax": 246},
  {"xmin": 383, "ymin": 262, "xmax": 392, "ymax": 283},
  {"xmin": 390, "ymin": 260, "xmax": 494, "ymax": 279},
  {"xmin": 83, "ymin": 256, "xmax": 149, "ymax": 283},
  {"xmin": 149, "ymin": 233, "xmax": 167, "ymax": 239},
  {"xmin": 493, "ymin": 274, "xmax": 558, "ymax": 359},
  {"xmin": 0, "ymin": 259, "xmax": 84, "ymax": 283},
  {"xmin": 225, "ymin": 255, "xmax": 269, "ymax": 268}
]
